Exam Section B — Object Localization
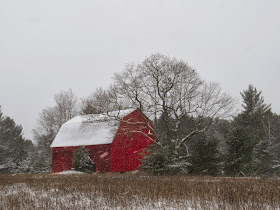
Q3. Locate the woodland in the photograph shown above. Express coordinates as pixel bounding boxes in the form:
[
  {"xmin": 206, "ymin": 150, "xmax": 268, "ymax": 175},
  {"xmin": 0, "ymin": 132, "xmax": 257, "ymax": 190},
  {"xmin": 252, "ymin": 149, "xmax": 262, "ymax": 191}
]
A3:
[{"xmin": 1, "ymin": 54, "xmax": 279, "ymax": 176}]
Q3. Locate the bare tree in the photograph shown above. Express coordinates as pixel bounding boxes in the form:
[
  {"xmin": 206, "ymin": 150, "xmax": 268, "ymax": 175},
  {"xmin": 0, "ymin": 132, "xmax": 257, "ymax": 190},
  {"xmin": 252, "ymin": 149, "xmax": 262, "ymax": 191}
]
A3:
[
  {"xmin": 81, "ymin": 88, "xmax": 110, "ymax": 114},
  {"xmin": 54, "ymin": 89, "xmax": 78, "ymax": 125},
  {"xmin": 34, "ymin": 89, "xmax": 78, "ymax": 136},
  {"xmin": 114, "ymin": 53, "xmax": 237, "ymax": 152},
  {"xmin": 81, "ymin": 86, "xmax": 129, "ymax": 115}
]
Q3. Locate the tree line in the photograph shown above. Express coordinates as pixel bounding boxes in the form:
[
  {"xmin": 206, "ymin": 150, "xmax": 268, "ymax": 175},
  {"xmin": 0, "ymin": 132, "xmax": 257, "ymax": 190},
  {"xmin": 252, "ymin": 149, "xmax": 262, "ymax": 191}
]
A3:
[{"xmin": 0, "ymin": 53, "xmax": 279, "ymax": 176}]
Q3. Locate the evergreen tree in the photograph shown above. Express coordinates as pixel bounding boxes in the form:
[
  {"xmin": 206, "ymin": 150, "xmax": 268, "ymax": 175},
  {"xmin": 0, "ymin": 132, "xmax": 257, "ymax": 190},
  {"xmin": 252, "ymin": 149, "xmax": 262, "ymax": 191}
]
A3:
[
  {"xmin": 224, "ymin": 129, "xmax": 257, "ymax": 175},
  {"xmin": 241, "ymin": 85, "xmax": 270, "ymax": 115},
  {"xmin": 73, "ymin": 146, "xmax": 95, "ymax": 173},
  {"xmin": 32, "ymin": 132, "xmax": 55, "ymax": 172},
  {"xmin": 254, "ymin": 137, "xmax": 275, "ymax": 175},
  {"xmin": 270, "ymin": 114, "xmax": 280, "ymax": 175},
  {"xmin": 225, "ymin": 85, "xmax": 275, "ymax": 176},
  {"xmin": 0, "ymin": 107, "xmax": 30, "ymax": 172},
  {"xmin": 235, "ymin": 85, "xmax": 270, "ymax": 138},
  {"xmin": 255, "ymin": 112, "xmax": 280, "ymax": 175},
  {"xmin": 189, "ymin": 136, "xmax": 221, "ymax": 176},
  {"xmin": 149, "ymin": 115, "xmax": 229, "ymax": 176},
  {"xmin": 17, "ymin": 140, "xmax": 36, "ymax": 172},
  {"xmin": 140, "ymin": 144, "xmax": 190, "ymax": 175}
]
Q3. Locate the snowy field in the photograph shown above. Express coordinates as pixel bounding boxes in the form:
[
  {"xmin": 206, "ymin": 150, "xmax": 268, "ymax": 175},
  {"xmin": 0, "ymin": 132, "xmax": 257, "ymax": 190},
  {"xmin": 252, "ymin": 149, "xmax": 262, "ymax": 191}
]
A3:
[{"xmin": 0, "ymin": 173, "xmax": 279, "ymax": 210}]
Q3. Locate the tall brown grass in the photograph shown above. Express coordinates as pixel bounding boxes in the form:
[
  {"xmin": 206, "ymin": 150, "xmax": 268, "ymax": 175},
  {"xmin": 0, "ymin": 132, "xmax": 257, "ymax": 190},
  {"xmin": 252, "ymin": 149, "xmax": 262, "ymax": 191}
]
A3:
[{"xmin": 0, "ymin": 173, "xmax": 279, "ymax": 209}]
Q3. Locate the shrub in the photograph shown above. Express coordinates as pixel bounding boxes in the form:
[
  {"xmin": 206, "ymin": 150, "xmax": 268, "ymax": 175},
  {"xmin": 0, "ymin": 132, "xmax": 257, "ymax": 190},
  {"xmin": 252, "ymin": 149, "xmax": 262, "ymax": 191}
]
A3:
[
  {"xmin": 73, "ymin": 146, "xmax": 95, "ymax": 173},
  {"xmin": 140, "ymin": 145, "xmax": 190, "ymax": 175}
]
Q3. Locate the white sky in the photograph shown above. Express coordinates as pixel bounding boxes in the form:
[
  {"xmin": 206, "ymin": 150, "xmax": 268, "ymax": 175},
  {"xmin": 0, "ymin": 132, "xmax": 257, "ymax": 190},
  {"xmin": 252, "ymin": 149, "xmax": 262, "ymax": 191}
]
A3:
[{"xmin": 0, "ymin": 0, "xmax": 280, "ymax": 140}]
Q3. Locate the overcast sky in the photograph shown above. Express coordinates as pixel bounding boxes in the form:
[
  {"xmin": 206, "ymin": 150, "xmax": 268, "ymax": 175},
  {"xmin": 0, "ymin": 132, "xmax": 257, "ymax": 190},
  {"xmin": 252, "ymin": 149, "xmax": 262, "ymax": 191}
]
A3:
[{"xmin": 1, "ymin": 0, "xmax": 280, "ymax": 140}]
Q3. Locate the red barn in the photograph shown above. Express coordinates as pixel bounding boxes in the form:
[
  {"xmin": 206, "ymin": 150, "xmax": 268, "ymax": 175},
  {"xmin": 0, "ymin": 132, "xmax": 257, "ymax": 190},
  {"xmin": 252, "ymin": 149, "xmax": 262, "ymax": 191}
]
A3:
[{"xmin": 50, "ymin": 109, "xmax": 155, "ymax": 173}]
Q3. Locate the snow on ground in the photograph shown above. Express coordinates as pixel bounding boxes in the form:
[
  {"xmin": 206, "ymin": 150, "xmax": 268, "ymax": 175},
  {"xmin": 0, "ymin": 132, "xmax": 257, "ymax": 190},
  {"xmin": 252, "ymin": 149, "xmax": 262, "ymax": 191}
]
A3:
[
  {"xmin": 54, "ymin": 170, "xmax": 85, "ymax": 175},
  {"xmin": 1, "ymin": 174, "xmax": 279, "ymax": 209},
  {"xmin": 0, "ymin": 182, "xmax": 197, "ymax": 209}
]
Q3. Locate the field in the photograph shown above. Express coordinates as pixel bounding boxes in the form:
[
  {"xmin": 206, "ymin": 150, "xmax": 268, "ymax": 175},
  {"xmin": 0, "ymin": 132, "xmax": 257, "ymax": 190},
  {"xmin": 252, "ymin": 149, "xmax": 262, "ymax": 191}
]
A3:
[{"xmin": 0, "ymin": 172, "xmax": 279, "ymax": 210}]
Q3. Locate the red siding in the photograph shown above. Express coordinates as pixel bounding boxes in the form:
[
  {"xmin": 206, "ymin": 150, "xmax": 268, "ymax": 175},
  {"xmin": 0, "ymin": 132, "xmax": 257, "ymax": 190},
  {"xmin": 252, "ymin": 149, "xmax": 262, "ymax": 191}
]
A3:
[
  {"xmin": 52, "ymin": 146, "xmax": 77, "ymax": 173},
  {"xmin": 85, "ymin": 144, "xmax": 111, "ymax": 172}
]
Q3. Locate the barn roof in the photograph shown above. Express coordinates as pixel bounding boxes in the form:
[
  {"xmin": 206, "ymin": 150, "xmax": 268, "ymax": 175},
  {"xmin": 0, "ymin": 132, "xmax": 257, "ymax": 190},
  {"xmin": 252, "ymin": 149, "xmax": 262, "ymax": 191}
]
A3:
[{"xmin": 50, "ymin": 108, "xmax": 135, "ymax": 148}]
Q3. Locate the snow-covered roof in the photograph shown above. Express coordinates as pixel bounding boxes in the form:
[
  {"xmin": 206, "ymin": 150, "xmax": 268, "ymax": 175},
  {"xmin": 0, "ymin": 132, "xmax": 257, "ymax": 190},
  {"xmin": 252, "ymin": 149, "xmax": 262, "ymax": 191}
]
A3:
[{"xmin": 50, "ymin": 109, "xmax": 135, "ymax": 148}]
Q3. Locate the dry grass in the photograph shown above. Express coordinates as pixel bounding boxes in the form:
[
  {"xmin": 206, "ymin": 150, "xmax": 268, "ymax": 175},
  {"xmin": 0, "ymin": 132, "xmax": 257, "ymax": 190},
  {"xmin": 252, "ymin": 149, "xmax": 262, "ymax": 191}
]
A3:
[{"xmin": 0, "ymin": 172, "xmax": 279, "ymax": 210}]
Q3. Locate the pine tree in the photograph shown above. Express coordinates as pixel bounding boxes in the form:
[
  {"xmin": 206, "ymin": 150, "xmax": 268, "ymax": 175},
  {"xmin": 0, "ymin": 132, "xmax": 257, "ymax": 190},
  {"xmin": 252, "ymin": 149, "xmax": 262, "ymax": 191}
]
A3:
[
  {"xmin": 224, "ymin": 129, "xmax": 257, "ymax": 175},
  {"xmin": 0, "ymin": 107, "xmax": 29, "ymax": 172},
  {"xmin": 269, "ymin": 114, "xmax": 280, "ymax": 175},
  {"xmin": 73, "ymin": 146, "xmax": 95, "ymax": 173},
  {"xmin": 32, "ymin": 132, "xmax": 55, "ymax": 172},
  {"xmin": 235, "ymin": 85, "xmax": 271, "ymax": 139},
  {"xmin": 189, "ymin": 136, "xmax": 221, "ymax": 176},
  {"xmin": 140, "ymin": 144, "xmax": 190, "ymax": 175},
  {"xmin": 225, "ymin": 85, "xmax": 273, "ymax": 175},
  {"xmin": 17, "ymin": 140, "xmax": 36, "ymax": 172},
  {"xmin": 255, "ymin": 112, "xmax": 280, "ymax": 175},
  {"xmin": 241, "ymin": 85, "xmax": 270, "ymax": 115}
]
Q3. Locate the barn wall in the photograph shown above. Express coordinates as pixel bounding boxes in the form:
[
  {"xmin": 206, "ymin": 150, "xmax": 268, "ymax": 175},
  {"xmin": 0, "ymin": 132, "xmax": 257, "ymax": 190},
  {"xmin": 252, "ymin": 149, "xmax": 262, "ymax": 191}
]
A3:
[
  {"xmin": 52, "ymin": 146, "xmax": 77, "ymax": 173},
  {"xmin": 111, "ymin": 109, "xmax": 154, "ymax": 172},
  {"xmin": 85, "ymin": 144, "xmax": 111, "ymax": 172}
]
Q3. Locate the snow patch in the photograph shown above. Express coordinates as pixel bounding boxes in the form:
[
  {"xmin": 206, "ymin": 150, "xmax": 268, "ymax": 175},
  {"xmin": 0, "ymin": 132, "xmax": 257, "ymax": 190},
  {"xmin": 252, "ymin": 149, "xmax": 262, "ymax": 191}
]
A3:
[{"xmin": 55, "ymin": 170, "xmax": 85, "ymax": 174}]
